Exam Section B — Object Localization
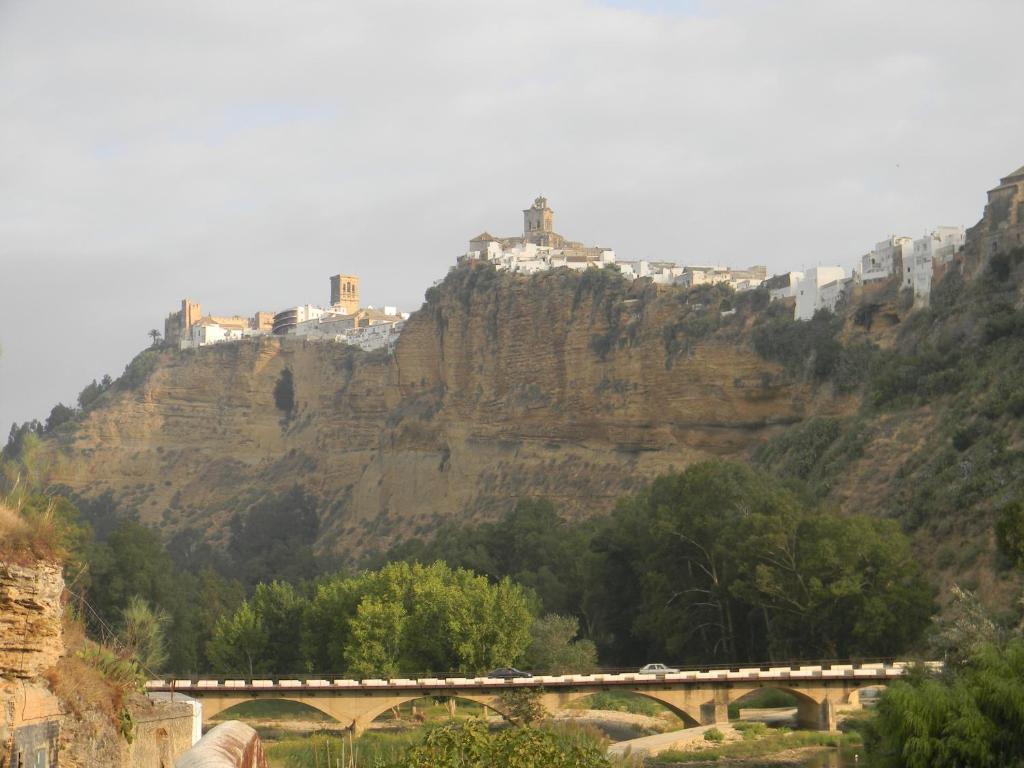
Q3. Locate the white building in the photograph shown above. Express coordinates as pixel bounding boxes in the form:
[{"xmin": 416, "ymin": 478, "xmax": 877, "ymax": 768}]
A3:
[
  {"xmin": 819, "ymin": 277, "xmax": 854, "ymax": 315},
  {"xmin": 861, "ymin": 236, "xmax": 913, "ymax": 284},
  {"xmin": 764, "ymin": 271, "xmax": 804, "ymax": 301},
  {"xmin": 795, "ymin": 266, "xmax": 847, "ymax": 321},
  {"xmin": 339, "ymin": 320, "xmax": 406, "ymax": 352},
  {"xmin": 906, "ymin": 226, "xmax": 965, "ymax": 304}
]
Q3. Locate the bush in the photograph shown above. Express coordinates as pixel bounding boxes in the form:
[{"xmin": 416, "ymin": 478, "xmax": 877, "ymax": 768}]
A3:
[
  {"xmin": 273, "ymin": 368, "xmax": 295, "ymax": 415},
  {"xmin": 703, "ymin": 727, "xmax": 725, "ymax": 742},
  {"xmin": 751, "ymin": 309, "xmax": 843, "ymax": 381},
  {"xmin": 120, "ymin": 350, "xmax": 159, "ymax": 390}
]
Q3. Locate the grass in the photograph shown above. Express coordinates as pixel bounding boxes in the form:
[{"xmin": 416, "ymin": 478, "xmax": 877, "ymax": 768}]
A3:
[
  {"xmin": 264, "ymin": 720, "xmax": 620, "ymax": 768},
  {"xmin": 650, "ymin": 729, "xmax": 861, "ymax": 764},
  {"xmin": 0, "ymin": 500, "xmax": 62, "ymax": 562},
  {"xmin": 265, "ymin": 729, "xmax": 429, "ymax": 767}
]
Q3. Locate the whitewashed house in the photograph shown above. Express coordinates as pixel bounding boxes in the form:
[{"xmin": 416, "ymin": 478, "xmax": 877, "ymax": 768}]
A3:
[
  {"xmin": 861, "ymin": 236, "xmax": 912, "ymax": 284},
  {"xmin": 795, "ymin": 266, "xmax": 847, "ymax": 320},
  {"xmin": 906, "ymin": 226, "xmax": 965, "ymax": 305}
]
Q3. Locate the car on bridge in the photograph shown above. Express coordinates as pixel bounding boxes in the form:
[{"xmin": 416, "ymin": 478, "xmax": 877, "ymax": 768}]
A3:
[
  {"xmin": 638, "ymin": 663, "xmax": 679, "ymax": 674},
  {"xmin": 488, "ymin": 667, "xmax": 532, "ymax": 679}
]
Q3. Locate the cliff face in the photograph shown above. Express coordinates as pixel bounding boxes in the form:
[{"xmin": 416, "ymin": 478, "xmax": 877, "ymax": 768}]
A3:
[
  {"xmin": 0, "ymin": 561, "xmax": 63, "ymax": 679},
  {"xmin": 46, "ymin": 268, "xmax": 836, "ymax": 559}
]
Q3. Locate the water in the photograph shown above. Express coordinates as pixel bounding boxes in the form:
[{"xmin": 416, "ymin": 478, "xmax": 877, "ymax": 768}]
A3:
[{"xmin": 757, "ymin": 746, "xmax": 867, "ymax": 767}]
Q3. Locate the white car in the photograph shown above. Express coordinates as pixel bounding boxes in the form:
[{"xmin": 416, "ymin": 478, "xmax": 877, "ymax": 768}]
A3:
[{"xmin": 639, "ymin": 663, "xmax": 679, "ymax": 674}]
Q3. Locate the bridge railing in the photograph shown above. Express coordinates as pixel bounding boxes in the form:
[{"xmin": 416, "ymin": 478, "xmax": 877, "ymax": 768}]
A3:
[{"xmin": 145, "ymin": 659, "xmax": 942, "ymax": 690}]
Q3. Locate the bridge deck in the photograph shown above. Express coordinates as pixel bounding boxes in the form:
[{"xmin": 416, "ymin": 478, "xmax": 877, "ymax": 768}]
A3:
[{"xmin": 147, "ymin": 661, "xmax": 938, "ymax": 694}]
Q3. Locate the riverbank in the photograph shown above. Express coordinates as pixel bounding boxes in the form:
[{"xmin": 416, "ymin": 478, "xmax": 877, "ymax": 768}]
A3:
[{"xmin": 644, "ymin": 726, "xmax": 862, "ymax": 766}]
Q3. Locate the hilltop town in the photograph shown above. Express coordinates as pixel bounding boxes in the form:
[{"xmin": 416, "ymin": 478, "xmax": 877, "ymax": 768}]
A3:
[
  {"xmin": 460, "ymin": 194, "xmax": 982, "ymax": 321},
  {"xmin": 161, "ymin": 164, "xmax": 1024, "ymax": 354},
  {"xmin": 163, "ymin": 273, "xmax": 409, "ymax": 352}
]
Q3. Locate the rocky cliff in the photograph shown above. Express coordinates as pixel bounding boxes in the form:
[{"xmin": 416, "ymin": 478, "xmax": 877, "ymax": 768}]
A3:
[
  {"xmin": 43, "ymin": 267, "xmax": 842, "ymax": 560},
  {"xmin": 0, "ymin": 548, "xmax": 194, "ymax": 768},
  {"xmin": 0, "ymin": 561, "xmax": 63, "ymax": 679}
]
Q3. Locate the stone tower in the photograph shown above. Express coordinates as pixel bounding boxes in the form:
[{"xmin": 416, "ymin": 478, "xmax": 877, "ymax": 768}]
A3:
[
  {"xmin": 523, "ymin": 196, "xmax": 554, "ymax": 240},
  {"xmin": 330, "ymin": 274, "xmax": 359, "ymax": 314}
]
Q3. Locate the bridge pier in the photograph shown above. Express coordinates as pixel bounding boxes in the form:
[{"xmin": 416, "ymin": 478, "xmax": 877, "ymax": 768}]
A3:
[{"xmin": 699, "ymin": 690, "xmax": 730, "ymax": 726}]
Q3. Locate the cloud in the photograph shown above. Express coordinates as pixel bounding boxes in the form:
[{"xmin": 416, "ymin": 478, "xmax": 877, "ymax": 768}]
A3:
[{"xmin": 1, "ymin": 0, "xmax": 1022, "ymax": 428}]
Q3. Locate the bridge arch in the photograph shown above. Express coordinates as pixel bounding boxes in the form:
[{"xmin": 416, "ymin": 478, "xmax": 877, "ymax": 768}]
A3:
[
  {"xmin": 562, "ymin": 689, "xmax": 701, "ymax": 729},
  {"xmin": 351, "ymin": 693, "xmax": 512, "ymax": 734},
  {"xmin": 726, "ymin": 684, "xmax": 824, "ymax": 730},
  {"xmin": 210, "ymin": 698, "xmax": 344, "ymax": 725}
]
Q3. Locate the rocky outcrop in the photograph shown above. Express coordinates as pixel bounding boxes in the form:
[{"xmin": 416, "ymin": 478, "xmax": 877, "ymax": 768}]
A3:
[
  {"xmin": 0, "ymin": 561, "xmax": 63, "ymax": 679},
  {"xmin": 43, "ymin": 268, "xmax": 837, "ymax": 560},
  {"xmin": 0, "ymin": 557, "xmax": 196, "ymax": 768}
]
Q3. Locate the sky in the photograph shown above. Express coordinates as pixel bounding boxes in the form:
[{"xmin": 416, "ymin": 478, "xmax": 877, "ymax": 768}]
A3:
[{"xmin": 1, "ymin": 0, "xmax": 1023, "ymax": 432}]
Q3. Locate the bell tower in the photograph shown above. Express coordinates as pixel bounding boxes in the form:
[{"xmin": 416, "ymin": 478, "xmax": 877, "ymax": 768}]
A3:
[{"xmin": 523, "ymin": 196, "xmax": 554, "ymax": 240}]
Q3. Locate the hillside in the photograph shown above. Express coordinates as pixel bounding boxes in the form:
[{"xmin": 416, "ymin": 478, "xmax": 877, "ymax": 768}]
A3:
[
  {"xmin": 34, "ymin": 267, "xmax": 834, "ymax": 560},
  {"xmin": 21, "ymin": 169, "xmax": 1024, "ymax": 607}
]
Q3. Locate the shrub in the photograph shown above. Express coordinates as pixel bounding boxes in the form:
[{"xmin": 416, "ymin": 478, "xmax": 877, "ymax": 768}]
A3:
[
  {"xmin": 120, "ymin": 350, "xmax": 160, "ymax": 390},
  {"xmin": 751, "ymin": 309, "xmax": 843, "ymax": 381},
  {"xmin": 704, "ymin": 727, "xmax": 725, "ymax": 742},
  {"xmin": 273, "ymin": 368, "xmax": 295, "ymax": 415}
]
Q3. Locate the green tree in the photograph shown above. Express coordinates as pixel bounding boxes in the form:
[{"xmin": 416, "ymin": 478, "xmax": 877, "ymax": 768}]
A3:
[
  {"xmin": 206, "ymin": 601, "xmax": 269, "ymax": 677},
  {"xmin": 385, "ymin": 498, "xmax": 591, "ymax": 620},
  {"xmin": 738, "ymin": 512, "xmax": 934, "ymax": 659},
  {"xmin": 228, "ymin": 485, "xmax": 319, "ymax": 586},
  {"xmin": 273, "ymin": 368, "xmax": 295, "ymax": 415},
  {"xmin": 585, "ymin": 461, "xmax": 932, "ymax": 665},
  {"xmin": 44, "ymin": 403, "xmax": 77, "ymax": 433},
  {"xmin": 497, "ymin": 689, "xmax": 547, "ymax": 726},
  {"xmin": 120, "ymin": 595, "xmax": 169, "ymax": 674},
  {"xmin": 345, "ymin": 596, "xmax": 407, "ymax": 678},
  {"xmin": 523, "ymin": 614, "xmax": 597, "ymax": 674},
  {"xmin": 383, "ymin": 718, "xmax": 610, "ymax": 768},
  {"xmin": 250, "ymin": 581, "xmax": 308, "ymax": 675},
  {"xmin": 996, "ymin": 501, "xmax": 1024, "ymax": 569},
  {"xmin": 868, "ymin": 641, "xmax": 1024, "ymax": 768}
]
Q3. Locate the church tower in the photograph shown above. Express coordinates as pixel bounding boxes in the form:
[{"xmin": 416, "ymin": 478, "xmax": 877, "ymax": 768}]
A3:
[{"xmin": 523, "ymin": 196, "xmax": 554, "ymax": 241}]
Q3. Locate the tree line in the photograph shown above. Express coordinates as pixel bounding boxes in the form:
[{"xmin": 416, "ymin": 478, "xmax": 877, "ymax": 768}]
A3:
[{"xmin": 3, "ymin": 454, "xmax": 936, "ymax": 677}]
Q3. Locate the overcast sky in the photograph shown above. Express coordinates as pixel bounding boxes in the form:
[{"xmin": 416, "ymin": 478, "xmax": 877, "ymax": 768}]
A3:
[{"xmin": 1, "ymin": 0, "xmax": 1022, "ymax": 432}]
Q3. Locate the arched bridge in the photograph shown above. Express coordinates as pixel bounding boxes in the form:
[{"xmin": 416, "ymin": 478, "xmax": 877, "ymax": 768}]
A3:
[{"xmin": 148, "ymin": 660, "xmax": 937, "ymax": 735}]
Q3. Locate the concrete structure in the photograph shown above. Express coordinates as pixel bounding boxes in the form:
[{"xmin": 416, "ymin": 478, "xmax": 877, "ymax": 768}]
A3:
[
  {"xmin": 967, "ymin": 164, "xmax": 1024, "ymax": 258},
  {"xmin": 174, "ymin": 721, "xmax": 266, "ymax": 768},
  {"xmin": 462, "ymin": 197, "xmax": 615, "ymax": 273},
  {"xmin": 166, "ymin": 300, "xmax": 275, "ymax": 349},
  {"xmin": 795, "ymin": 266, "xmax": 847, "ymax": 320},
  {"xmin": 1, "ymin": 685, "xmax": 60, "ymax": 768},
  {"xmin": 674, "ymin": 265, "xmax": 766, "ymax": 292},
  {"xmin": 860, "ymin": 236, "xmax": 912, "ymax": 284},
  {"xmin": 330, "ymin": 274, "xmax": 359, "ymax": 315},
  {"xmin": 147, "ymin": 661, "xmax": 934, "ymax": 737},
  {"xmin": 164, "ymin": 299, "xmax": 204, "ymax": 344},
  {"xmin": 764, "ymin": 271, "xmax": 804, "ymax": 302},
  {"xmin": 907, "ymin": 226, "xmax": 966, "ymax": 306},
  {"xmin": 272, "ymin": 305, "xmax": 329, "ymax": 335}
]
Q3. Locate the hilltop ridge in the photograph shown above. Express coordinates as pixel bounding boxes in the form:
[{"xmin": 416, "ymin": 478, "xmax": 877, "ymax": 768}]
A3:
[{"xmin": 14, "ymin": 164, "xmax": 1024, "ymax": 607}]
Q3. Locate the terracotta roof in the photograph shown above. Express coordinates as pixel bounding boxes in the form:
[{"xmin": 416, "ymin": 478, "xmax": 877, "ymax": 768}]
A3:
[{"xmin": 470, "ymin": 232, "xmax": 497, "ymax": 242}]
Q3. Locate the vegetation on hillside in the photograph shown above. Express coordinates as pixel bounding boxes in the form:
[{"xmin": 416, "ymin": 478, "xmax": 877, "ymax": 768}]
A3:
[{"xmin": 753, "ymin": 249, "xmax": 1024, "ymax": 588}]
